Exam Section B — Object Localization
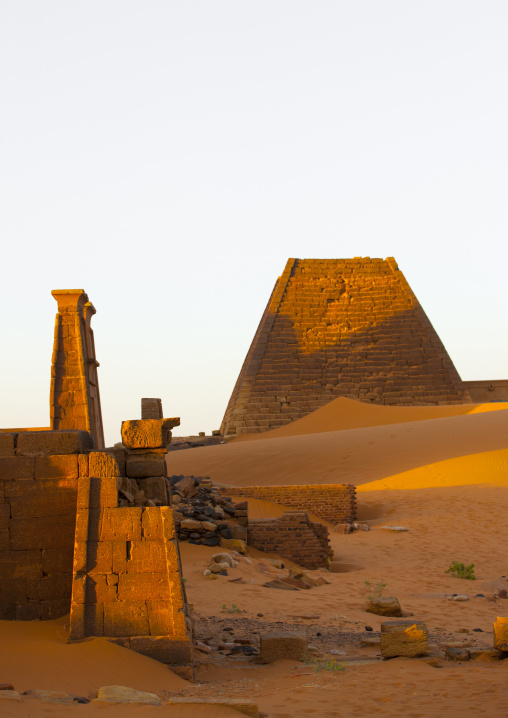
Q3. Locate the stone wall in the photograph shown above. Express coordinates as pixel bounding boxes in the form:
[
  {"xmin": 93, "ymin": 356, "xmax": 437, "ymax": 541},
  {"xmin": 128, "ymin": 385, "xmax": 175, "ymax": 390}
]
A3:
[
  {"xmin": 221, "ymin": 257, "xmax": 471, "ymax": 434},
  {"xmin": 219, "ymin": 483, "xmax": 357, "ymax": 525},
  {"xmin": 69, "ymin": 452, "xmax": 192, "ymax": 665},
  {"xmin": 248, "ymin": 511, "xmax": 332, "ymax": 569},
  {"xmin": 0, "ymin": 430, "xmax": 92, "ymax": 620},
  {"xmin": 464, "ymin": 380, "xmax": 508, "ymax": 403}
]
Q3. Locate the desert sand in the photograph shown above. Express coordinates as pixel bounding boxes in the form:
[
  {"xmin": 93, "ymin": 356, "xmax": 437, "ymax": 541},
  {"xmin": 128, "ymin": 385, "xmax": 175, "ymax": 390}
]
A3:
[{"xmin": 2, "ymin": 397, "xmax": 508, "ymax": 717}]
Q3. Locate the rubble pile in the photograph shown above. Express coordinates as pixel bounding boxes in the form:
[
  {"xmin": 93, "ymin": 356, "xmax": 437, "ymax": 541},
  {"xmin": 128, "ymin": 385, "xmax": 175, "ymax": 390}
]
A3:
[{"xmin": 169, "ymin": 475, "xmax": 248, "ymax": 547}]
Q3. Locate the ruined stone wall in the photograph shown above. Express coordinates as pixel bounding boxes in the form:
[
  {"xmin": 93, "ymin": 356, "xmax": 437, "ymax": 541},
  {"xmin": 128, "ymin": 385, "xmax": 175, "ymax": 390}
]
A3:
[
  {"xmin": 70, "ymin": 452, "xmax": 192, "ymax": 665},
  {"xmin": 220, "ymin": 484, "xmax": 357, "ymax": 525},
  {"xmin": 0, "ymin": 430, "xmax": 92, "ymax": 620},
  {"xmin": 248, "ymin": 511, "xmax": 332, "ymax": 569},
  {"xmin": 222, "ymin": 257, "xmax": 471, "ymax": 434},
  {"xmin": 464, "ymin": 380, "xmax": 508, "ymax": 403}
]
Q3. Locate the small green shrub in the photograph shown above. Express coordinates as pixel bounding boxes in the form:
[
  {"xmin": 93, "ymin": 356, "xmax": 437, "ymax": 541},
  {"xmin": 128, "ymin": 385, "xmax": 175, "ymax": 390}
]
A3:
[
  {"xmin": 445, "ymin": 561, "xmax": 476, "ymax": 580},
  {"xmin": 364, "ymin": 579, "xmax": 387, "ymax": 600},
  {"xmin": 222, "ymin": 603, "xmax": 241, "ymax": 613},
  {"xmin": 307, "ymin": 657, "xmax": 344, "ymax": 672}
]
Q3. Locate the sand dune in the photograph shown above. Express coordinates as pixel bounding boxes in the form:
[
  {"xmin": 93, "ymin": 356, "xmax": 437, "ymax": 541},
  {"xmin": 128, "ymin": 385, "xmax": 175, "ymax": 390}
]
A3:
[
  {"xmin": 167, "ymin": 406, "xmax": 508, "ymax": 488},
  {"xmin": 232, "ymin": 396, "xmax": 508, "ymax": 441}
]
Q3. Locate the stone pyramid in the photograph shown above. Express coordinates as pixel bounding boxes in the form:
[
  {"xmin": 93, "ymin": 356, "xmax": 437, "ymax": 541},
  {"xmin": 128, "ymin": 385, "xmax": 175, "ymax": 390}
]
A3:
[{"xmin": 221, "ymin": 257, "xmax": 471, "ymax": 435}]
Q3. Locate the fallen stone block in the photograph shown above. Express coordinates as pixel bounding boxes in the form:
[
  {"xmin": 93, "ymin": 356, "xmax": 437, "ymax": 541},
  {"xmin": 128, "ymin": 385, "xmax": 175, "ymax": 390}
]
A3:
[
  {"xmin": 469, "ymin": 647, "xmax": 504, "ymax": 661},
  {"xmin": 366, "ymin": 597, "xmax": 403, "ymax": 617},
  {"xmin": 210, "ymin": 562, "xmax": 230, "ymax": 574},
  {"xmin": 94, "ymin": 686, "xmax": 161, "ymax": 705},
  {"xmin": 259, "ymin": 631, "xmax": 307, "ymax": 663},
  {"xmin": 210, "ymin": 553, "xmax": 238, "ymax": 568},
  {"xmin": 378, "ymin": 526, "xmax": 409, "ymax": 532},
  {"xmin": 494, "ymin": 617, "xmax": 508, "ymax": 650},
  {"xmin": 380, "ymin": 620, "xmax": 428, "ymax": 658},
  {"xmin": 220, "ymin": 538, "xmax": 246, "ymax": 554},
  {"xmin": 169, "ymin": 697, "xmax": 258, "ymax": 717}
]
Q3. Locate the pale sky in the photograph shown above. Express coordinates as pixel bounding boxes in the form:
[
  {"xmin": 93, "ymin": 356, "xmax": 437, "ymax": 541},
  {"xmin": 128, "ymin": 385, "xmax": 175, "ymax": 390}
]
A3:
[{"xmin": 1, "ymin": 1, "xmax": 507, "ymax": 445}]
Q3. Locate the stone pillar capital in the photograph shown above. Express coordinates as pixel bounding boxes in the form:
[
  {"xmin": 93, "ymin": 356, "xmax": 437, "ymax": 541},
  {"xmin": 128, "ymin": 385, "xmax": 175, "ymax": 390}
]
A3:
[{"xmin": 51, "ymin": 289, "xmax": 89, "ymax": 314}]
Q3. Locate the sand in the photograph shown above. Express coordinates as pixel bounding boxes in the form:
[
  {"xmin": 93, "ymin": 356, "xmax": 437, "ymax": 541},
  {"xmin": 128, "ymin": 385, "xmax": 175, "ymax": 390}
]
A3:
[{"xmin": 3, "ymin": 397, "xmax": 508, "ymax": 716}]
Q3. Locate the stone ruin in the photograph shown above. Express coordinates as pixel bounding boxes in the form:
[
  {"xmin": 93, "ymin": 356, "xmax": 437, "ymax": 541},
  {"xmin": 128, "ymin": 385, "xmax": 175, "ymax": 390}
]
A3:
[{"xmin": 0, "ymin": 289, "xmax": 192, "ymax": 669}]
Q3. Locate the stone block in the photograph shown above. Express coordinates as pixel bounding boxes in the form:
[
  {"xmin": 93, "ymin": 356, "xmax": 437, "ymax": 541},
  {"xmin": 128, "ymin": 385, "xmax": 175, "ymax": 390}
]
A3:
[
  {"xmin": 127, "ymin": 541, "xmax": 166, "ymax": 572},
  {"xmin": 259, "ymin": 631, "xmax": 307, "ymax": 663},
  {"xmin": 0, "ymin": 549, "xmax": 42, "ymax": 579},
  {"xmin": 103, "ymin": 601, "xmax": 149, "ymax": 637},
  {"xmin": 27, "ymin": 573, "xmax": 72, "ymax": 601},
  {"xmin": 0, "ymin": 433, "xmax": 16, "ymax": 457},
  {"xmin": 86, "ymin": 542, "xmax": 114, "ymax": 574},
  {"xmin": 493, "ymin": 617, "xmax": 508, "ymax": 650},
  {"xmin": 42, "ymin": 547, "xmax": 74, "ymax": 575},
  {"xmin": 146, "ymin": 601, "xmax": 176, "ymax": 635},
  {"xmin": 88, "ymin": 452, "xmax": 120, "ymax": 478},
  {"xmin": 87, "ymin": 477, "xmax": 118, "ymax": 509},
  {"xmin": 380, "ymin": 620, "xmax": 428, "ymax": 658},
  {"xmin": 168, "ymin": 698, "xmax": 258, "ymax": 716},
  {"xmin": 94, "ymin": 685, "xmax": 161, "ymax": 706},
  {"xmin": 142, "ymin": 507, "xmax": 175, "ymax": 541},
  {"xmin": 126, "ymin": 454, "xmax": 165, "ymax": 478},
  {"xmin": 34, "ymin": 455, "xmax": 78, "ymax": 479},
  {"xmin": 130, "ymin": 636, "xmax": 192, "ymax": 665},
  {"xmin": 10, "ymin": 515, "xmax": 76, "ymax": 550},
  {"xmin": 16, "ymin": 430, "xmax": 92, "ymax": 456},
  {"xmin": 117, "ymin": 573, "xmax": 169, "ymax": 602},
  {"xmin": 0, "ymin": 456, "xmax": 35, "ymax": 481},
  {"xmin": 104, "ymin": 448, "xmax": 126, "ymax": 476},
  {"xmin": 141, "ymin": 398, "xmax": 163, "ymax": 420},
  {"xmin": 366, "ymin": 597, "xmax": 403, "ymax": 617},
  {"xmin": 93, "ymin": 508, "xmax": 142, "ymax": 542},
  {"xmin": 137, "ymin": 476, "xmax": 168, "ymax": 503},
  {"xmin": 220, "ymin": 538, "xmax": 247, "ymax": 554},
  {"xmin": 85, "ymin": 574, "xmax": 118, "ymax": 603},
  {"xmin": 0, "ymin": 578, "xmax": 28, "ymax": 604},
  {"xmin": 9, "ymin": 487, "xmax": 77, "ymax": 519},
  {"xmin": 121, "ymin": 420, "xmax": 178, "ymax": 450},
  {"xmin": 69, "ymin": 603, "xmax": 85, "ymax": 640},
  {"xmin": 84, "ymin": 602, "xmax": 104, "ymax": 636}
]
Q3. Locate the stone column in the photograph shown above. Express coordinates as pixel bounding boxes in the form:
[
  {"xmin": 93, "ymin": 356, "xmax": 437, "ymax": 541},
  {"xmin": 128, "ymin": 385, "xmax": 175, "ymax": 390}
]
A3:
[{"xmin": 50, "ymin": 289, "xmax": 105, "ymax": 449}]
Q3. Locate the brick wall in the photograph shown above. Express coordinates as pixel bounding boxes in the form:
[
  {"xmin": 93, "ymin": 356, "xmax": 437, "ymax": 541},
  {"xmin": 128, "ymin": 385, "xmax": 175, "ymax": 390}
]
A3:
[
  {"xmin": 220, "ymin": 483, "xmax": 357, "ymax": 525},
  {"xmin": 221, "ymin": 257, "xmax": 471, "ymax": 434},
  {"xmin": 248, "ymin": 511, "xmax": 332, "ymax": 569}
]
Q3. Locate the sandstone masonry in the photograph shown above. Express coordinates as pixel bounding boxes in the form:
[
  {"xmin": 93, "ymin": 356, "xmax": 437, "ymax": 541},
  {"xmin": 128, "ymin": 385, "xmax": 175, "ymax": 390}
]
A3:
[{"xmin": 221, "ymin": 257, "xmax": 472, "ymax": 435}]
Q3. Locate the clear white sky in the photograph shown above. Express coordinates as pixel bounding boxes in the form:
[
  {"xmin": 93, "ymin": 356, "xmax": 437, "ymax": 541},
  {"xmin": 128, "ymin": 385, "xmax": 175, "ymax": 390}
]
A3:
[{"xmin": 1, "ymin": 1, "xmax": 507, "ymax": 445}]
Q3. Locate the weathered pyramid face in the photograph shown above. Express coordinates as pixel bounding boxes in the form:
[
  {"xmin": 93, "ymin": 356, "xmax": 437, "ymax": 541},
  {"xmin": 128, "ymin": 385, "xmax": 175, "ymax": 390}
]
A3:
[{"xmin": 221, "ymin": 257, "xmax": 470, "ymax": 435}]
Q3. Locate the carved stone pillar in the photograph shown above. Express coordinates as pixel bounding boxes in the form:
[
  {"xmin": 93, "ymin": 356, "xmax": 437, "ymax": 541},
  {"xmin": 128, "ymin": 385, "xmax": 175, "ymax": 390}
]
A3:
[{"xmin": 50, "ymin": 289, "xmax": 105, "ymax": 449}]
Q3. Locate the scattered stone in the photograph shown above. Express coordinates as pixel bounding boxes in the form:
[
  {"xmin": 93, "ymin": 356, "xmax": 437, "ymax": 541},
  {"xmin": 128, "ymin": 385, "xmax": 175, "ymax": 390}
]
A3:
[
  {"xmin": 263, "ymin": 579, "xmax": 299, "ymax": 591},
  {"xmin": 0, "ymin": 690, "xmax": 22, "ymax": 702},
  {"xmin": 366, "ymin": 597, "xmax": 403, "ymax": 617},
  {"xmin": 451, "ymin": 594, "xmax": 469, "ymax": 602},
  {"xmin": 210, "ymin": 562, "xmax": 230, "ymax": 574},
  {"xmin": 473, "ymin": 628, "xmax": 483, "ymax": 632},
  {"xmin": 168, "ymin": 697, "xmax": 259, "ymax": 717},
  {"xmin": 496, "ymin": 589, "xmax": 508, "ymax": 599},
  {"xmin": 194, "ymin": 641, "xmax": 212, "ymax": 654},
  {"xmin": 259, "ymin": 631, "xmax": 307, "ymax": 663},
  {"xmin": 469, "ymin": 647, "xmax": 503, "ymax": 661},
  {"xmin": 0, "ymin": 685, "xmax": 14, "ymax": 691},
  {"xmin": 220, "ymin": 538, "xmax": 247, "ymax": 555},
  {"xmin": 380, "ymin": 620, "xmax": 428, "ymax": 658},
  {"xmin": 209, "ymin": 553, "xmax": 238, "ymax": 568},
  {"xmin": 330, "ymin": 649, "xmax": 347, "ymax": 655},
  {"xmin": 292, "ymin": 614, "xmax": 321, "ymax": 620},
  {"xmin": 335, "ymin": 523, "xmax": 353, "ymax": 534},
  {"xmin": 94, "ymin": 686, "xmax": 161, "ymax": 705},
  {"xmin": 378, "ymin": 526, "xmax": 409, "ymax": 532},
  {"xmin": 267, "ymin": 559, "xmax": 285, "ymax": 569},
  {"xmin": 23, "ymin": 690, "xmax": 76, "ymax": 704},
  {"xmin": 365, "ymin": 626, "xmax": 373, "ymax": 632},
  {"xmin": 445, "ymin": 647, "xmax": 470, "ymax": 661}
]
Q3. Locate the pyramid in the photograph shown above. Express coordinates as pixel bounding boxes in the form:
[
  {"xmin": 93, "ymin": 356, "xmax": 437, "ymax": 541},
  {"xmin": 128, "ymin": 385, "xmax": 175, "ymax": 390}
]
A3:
[{"xmin": 221, "ymin": 257, "xmax": 471, "ymax": 435}]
